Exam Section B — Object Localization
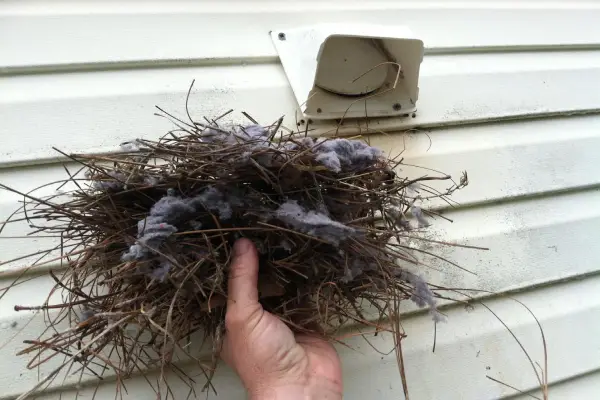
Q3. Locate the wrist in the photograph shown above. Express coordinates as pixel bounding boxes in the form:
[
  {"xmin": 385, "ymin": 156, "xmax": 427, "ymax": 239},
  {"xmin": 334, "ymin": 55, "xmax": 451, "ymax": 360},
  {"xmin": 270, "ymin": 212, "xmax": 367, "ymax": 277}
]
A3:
[{"xmin": 247, "ymin": 379, "xmax": 342, "ymax": 400}]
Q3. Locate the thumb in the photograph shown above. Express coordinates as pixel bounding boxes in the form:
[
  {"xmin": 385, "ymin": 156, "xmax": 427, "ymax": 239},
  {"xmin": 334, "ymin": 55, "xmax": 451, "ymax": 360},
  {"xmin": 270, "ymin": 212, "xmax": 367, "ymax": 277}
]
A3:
[{"xmin": 226, "ymin": 238, "xmax": 260, "ymax": 321}]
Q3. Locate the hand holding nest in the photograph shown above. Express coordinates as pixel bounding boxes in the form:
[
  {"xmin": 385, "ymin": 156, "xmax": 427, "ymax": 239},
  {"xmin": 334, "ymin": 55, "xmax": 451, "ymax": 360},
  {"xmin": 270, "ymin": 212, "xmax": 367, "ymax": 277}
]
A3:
[{"xmin": 222, "ymin": 239, "xmax": 343, "ymax": 399}]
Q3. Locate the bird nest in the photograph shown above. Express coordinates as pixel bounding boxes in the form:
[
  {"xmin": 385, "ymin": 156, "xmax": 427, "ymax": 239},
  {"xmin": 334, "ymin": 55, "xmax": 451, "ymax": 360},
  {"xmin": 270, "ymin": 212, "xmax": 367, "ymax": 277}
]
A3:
[{"xmin": 1, "ymin": 104, "xmax": 473, "ymax": 398}]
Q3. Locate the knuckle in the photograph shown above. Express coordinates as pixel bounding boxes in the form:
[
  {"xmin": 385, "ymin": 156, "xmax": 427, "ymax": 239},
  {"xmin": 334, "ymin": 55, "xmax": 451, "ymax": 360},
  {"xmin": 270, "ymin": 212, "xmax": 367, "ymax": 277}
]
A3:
[
  {"xmin": 228, "ymin": 267, "xmax": 247, "ymax": 282},
  {"xmin": 225, "ymin": 310, "xmax": 243, "ymax": 329}
]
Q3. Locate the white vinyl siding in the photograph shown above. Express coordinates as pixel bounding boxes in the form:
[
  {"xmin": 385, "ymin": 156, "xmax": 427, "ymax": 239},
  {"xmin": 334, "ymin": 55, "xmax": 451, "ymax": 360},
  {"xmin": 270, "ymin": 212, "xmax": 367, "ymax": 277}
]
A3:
[{"xmin": 1, "ymin": 2, "xmax": 599, "ymax": 399}]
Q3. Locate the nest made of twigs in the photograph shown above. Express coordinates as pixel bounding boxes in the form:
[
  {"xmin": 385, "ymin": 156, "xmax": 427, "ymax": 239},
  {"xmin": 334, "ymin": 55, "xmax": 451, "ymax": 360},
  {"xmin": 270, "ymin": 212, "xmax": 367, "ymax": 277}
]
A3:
[{"xmin": 1, "ymin": 105, "xmax": 470, "ymax": 398}]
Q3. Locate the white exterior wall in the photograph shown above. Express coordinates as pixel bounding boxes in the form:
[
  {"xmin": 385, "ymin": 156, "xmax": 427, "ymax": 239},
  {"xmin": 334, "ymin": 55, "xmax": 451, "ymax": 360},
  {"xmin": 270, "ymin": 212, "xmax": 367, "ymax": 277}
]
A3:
[{"xmin": 1, "ymin": 1, "xmax": 600, "ymax": 399}]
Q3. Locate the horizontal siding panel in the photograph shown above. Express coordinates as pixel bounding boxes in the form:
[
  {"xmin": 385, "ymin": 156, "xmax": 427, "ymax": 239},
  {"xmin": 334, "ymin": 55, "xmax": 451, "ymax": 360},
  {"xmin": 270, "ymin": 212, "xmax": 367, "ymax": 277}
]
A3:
[
  {"xmin": 2, "ymin": 114, "xmax": 598, "ymax": 206},
  {"xmin": 424, "ymin": 188, "xmax": 600, "ymax": 292},
  {"xmin": 4, "ymin": 275, "xmax": 600, "ymax": 399},
  {"xmin": 2, "ymin": 2, "xmax": 600, "ymax": 70},
  {"xmin": 3, "ymin": 186, "xmax": 599, "ymax": 298},
  {"xmin": 1, "ymin": 115, "xmax": 599, "ymax": 206},
  {"xmin": 3, "ymin": 51, "xmax": 600, "ymax": 166},
  {"xmin": 373, "ymin": 115, "xmax": 600, "ymax": 208},
  {"xmin": 513, "ymin": 371, "xmax": 600, "ymax": 400}
]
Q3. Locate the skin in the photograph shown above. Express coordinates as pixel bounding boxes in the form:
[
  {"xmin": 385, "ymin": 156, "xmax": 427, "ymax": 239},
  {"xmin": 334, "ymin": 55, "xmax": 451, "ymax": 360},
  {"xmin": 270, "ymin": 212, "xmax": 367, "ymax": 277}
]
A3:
[{"xmin": 222, "ymin": 238, "xmax": 343, "ymax": 399}]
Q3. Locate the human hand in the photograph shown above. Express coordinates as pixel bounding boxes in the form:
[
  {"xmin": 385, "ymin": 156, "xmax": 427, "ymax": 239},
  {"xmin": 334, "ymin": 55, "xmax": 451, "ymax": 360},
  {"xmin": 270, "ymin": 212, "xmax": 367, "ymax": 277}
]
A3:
[{"xmin": 222, "ymin": 238, "xmax": 343, "ymax": 399}]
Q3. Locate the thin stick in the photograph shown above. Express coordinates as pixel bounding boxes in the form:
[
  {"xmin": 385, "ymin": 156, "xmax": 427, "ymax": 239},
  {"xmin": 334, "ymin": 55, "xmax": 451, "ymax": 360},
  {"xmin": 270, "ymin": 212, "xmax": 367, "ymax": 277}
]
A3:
[
  {"xmin": 16, "ymin": 316, "xmax": 133, "ymax": 400},
  {"xmin": 486, "ymin": 376, "xmax": 541, "ymax": 400}
]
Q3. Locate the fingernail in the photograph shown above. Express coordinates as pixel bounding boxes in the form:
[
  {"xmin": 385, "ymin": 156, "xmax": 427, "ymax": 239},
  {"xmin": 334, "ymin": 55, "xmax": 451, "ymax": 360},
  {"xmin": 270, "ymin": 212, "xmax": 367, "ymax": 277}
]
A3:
[{"xmin": 233, "ymin": 239, "xmax": 250, "ymax": 256}]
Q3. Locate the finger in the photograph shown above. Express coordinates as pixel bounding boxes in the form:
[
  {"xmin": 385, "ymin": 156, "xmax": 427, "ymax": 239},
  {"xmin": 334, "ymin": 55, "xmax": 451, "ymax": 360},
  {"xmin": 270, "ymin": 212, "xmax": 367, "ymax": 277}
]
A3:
[{"xmin": 227, "ymin": 239, "xmax": 260, "ymax": 316}]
